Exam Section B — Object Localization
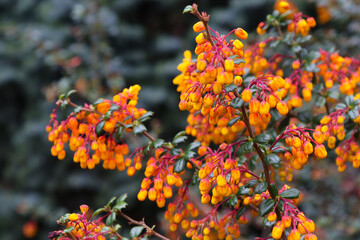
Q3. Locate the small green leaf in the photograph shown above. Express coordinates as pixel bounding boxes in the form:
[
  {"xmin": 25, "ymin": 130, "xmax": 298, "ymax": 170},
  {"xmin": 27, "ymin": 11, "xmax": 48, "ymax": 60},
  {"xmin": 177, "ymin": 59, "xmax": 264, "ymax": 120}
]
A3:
[
  {"xmin": 224, "ymin": 84, "xmax": 237, "ymax": 93},
  {"xmin": 104, "ymin": 111, "xmax": 112, "ymax": 120},
  {"xmin": 182, "ymin": 5, "xmax": 193, "ymax": 14},
  {"xmin": 138, "ymin": 111, "xmax": 154, "ymax": 122},
  {"xmin": 345, "ymin": 95, "xmax": 354, "ymax": 106},
  {"xmin": 259, "ymin": 199, "xmax": 275, "ymax": 217},
  {"xmin": 64, "ymin": 226, "xmax": 75, "ymax": 234},
  {"xmin": 187, "ymin": 141, "xmax": 201, "ymax": 151},
  {"xmin": 92, "ymin": 208, "xmax": 105, "ymax": 217},
  {"xmin": 113, "ymin": 202, "xmax": 127, "ymax": 211},
  {"xmin": 95, "ymin": 120, "xmax": 105, "ymax": 135},
  {"xmin": 253, "ymin": 133, "xmax": 271, "ymax": 144},
  {"xmin": 248, "ymin": 155, "xmax": 258, "ymax": 171},
  {"xmin": 58, "ymin": 93, "xmax": 65, "ymax": 100},
  {"xmin": 233, "ymin": 58, "xmax": 245, "ymax": 64},
  {"xmin": 106, "ymin": 212, "xmax": 116, "ymax": 226},
  {"xmin": 173, "ymin": 158, "xmax": 186, "ymax": 173},
  {"xmin": 106, "ymin": 197, "xmax": 117, "ymax": 207},
  {"xmin": 254, "ymin": 181, "xmax": 268, "ymax": 194},
  {"xmin": 130, "ymin": 226, "xmax": 145, "ymax": 238},
  {"xmin": 115, "ymin": 126, "xmax": 124, "ymax": 140},
  {"xmin": 348, "ymin": 107, "xmax": 359, "ymax": 120},
  {"xmin": 237, "ymin": 186, "xmax": 251, "ymax": 195},
  {"xmin": 173, "ymin": 131, "xmax": 187, "ymax": 145},
  {"xmin": 227, "ymin": 117, "xmax": 241, "ymax": 127},
  {"xmin": 66, "ymin": 89, "xmax": 77, "ymax": 98},
  {"xmin": 245, "ymin": 179, "xmax": 258, "ymax": 188},
  {"xmin": 227, "ymin": 195, "xmax": 238, "ymax": 207},
  {"xmin": 239, "ymin": 141, "xmax": 253, "ymax": 154},
  {"xmin": 93, "ymin": 98, "xmax": 104, "ymax": 106},
  {"xmin": 264, "ymin": 153, "xmax": 282, "ymax": 168},
  {"xmin": 235, "ymin": 206, "xmax": 246, "ymax": 219},
  {"xmin": 269, "ymin": 183, "xmax": 279, "ymax": 198},
  {"xmin": 171, "ymin": 148, "xmax": 182, "ymax": 156},
  {"xmin": 230, "ymin": 98, "xmax": 244, "ymax": 109},
  {"xmin": 152, "ymin": 139, "xmax": 165, "ymax": 149},
  {"xmin": 280, "ymin": 188, "xmax": 300, "ymax": 199},
  {"xmin": 191, "ymin": 174, "xmax": 200, "ymax": 185},
  {"xmin": 315, "ymin": 95, "xmax": 326, "ymax": 108},
  {"xmin": 335, "ymin": 103, "xmax": 347, "ymax": 110},
  {"xmin": 237, "ymin": 155, "xmax": 247, "ymax": 164},
  {"xmin": 133, "ymin": 124, "xmax": 147, "ymax": 135},
  {"xmin": 118, "ymin": 193, "xmax": 128, "ymax": 203}
]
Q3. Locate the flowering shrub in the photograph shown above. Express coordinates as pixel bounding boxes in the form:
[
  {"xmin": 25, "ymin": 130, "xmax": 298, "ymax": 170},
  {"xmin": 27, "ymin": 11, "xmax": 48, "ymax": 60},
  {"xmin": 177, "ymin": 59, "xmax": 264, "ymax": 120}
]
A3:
[{"xmin": 48, "ymin": 2, "xmax": 360, "ymax": 240}]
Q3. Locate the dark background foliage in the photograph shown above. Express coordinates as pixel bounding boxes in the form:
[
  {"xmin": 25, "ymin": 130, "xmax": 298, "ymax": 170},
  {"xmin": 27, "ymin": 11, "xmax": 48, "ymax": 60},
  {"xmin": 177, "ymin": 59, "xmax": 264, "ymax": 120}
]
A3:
[{"xmin": 1, "ymin": 0, "xmax": 360, "ymax": 239}]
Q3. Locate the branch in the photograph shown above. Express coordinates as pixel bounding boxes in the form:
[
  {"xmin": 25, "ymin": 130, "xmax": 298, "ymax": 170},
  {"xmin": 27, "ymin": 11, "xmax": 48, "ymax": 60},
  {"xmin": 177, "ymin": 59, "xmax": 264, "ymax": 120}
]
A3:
[
  {"xmin": 116, "ymin": 211, "xmax": 170, "ymax": 240},
  {"xmin": 190, "ymin": 4, "xmax": 215, "ymax": 47},
  {"xmin": 235, "ymin": 90, "xmax": 286, "ymax": 240}
]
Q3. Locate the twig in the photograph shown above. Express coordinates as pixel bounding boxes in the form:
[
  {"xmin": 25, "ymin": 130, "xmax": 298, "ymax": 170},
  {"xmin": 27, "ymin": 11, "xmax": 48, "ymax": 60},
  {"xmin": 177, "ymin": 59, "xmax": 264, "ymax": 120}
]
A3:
[
  {"xmin": 190, "ymin": 4, "xmax": 215, "ymax": 47},
  {"xmin": 116, "ymin": 211, "xmax": 170, "ymax": 240},
  {"xmin": 235, "ymin": 90, "xmax": 286, "ymax": 240}
]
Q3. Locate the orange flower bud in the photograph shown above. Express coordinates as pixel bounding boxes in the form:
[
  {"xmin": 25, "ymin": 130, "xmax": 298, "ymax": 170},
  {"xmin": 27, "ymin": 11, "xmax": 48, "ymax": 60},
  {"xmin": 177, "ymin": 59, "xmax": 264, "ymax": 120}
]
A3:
[
  {"xmin": 193, "ymin": 21, "xmax": 205, "ymax": 32},
  {"xmin": 234, "ymin": 28, "xmax": 248, "ymax": 40},
  {"xmin": 272, "ymin": 226, "xmax": 283, "ymax": 239},
  {"xmin": 314, "ymin": 144, "xmax": 327, "ymax": 159},
  {"xmin": 242, "ymin": 89, "xmax": 252, "ymax": 102}
]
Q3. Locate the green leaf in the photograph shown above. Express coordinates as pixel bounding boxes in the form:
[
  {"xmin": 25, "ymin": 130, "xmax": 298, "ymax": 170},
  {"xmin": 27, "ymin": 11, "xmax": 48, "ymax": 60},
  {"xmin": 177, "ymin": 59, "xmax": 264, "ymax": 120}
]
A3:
[
  {"xmin": 113, "ymin": 202, "xmax": 128, "ymax": 211},
  {"xmin": 227, "ymin": 196, "xmax": 238, "ymax": 207},
  {"xmin": 143, "ymin": 144, "xmax": 151, "ymax": 155},
  {"xmin": 315, "ymin": 95, "xmax": 326, "ymax": 108},
  {"xmin": 182, "ymin": 5, "xmax": 193, "ymax": 14},
  {"xmin": 66, "ymin": 89, "xmax": 77, "ymax": 98},
  {"xmin": 171, "ymin": 148, "xmax": 182, "ymax": 156},
  {"xmin": 186, "ymin": 141, "xmax": 201, "ymax": 151},
  {"xmin": 133, "ymin": 124, "xmax": 147, "ymax": 135},
  {"xmin": 191, "ymin": 174, "xmax": 200, "ymax": 185},
  {"xmin": 235, "ymin": 206, "xmax": 246, "ymax": 219},
  {"xmin": 245, "ymin": 179, "xmax": 258, "ymax": 188},
  {"xmin": 264, "ymin": 153, "xmax": 282, "ymax": 168},
  {"xmin": 172, "ymin": 132, "xmax": 188, "ymax": 145},
  {"xmin": 115, "ymin": 126, "xmax": 124, "ymax": 140},
  {"xmin": 130, "ymin": 226, "xmax": 145, "ymax": 238},
  {"xmin": 173, "ymin": 158, "xmax": 186, "ymax": 173},
  {"xmin": 237, "ymin": 155, "xmax": 247, "ymax": 164},
  {"xmin": 230, "ymin": 98, "xmax": 244, "ymax": 109},
  {"xmin": 64, "ymin": 226, "xmax": 75, "ymax": 234},
  {"xmin": 269, "ymin": 183, "xmax": 279, "ymax": 198},
  {"xmin": 152, "ymin": 139, "xmax": 165, "ymax": 149},
  {"xmin": 237, "ymin": 186, "xmax": 251, "ymax": 195},
  {"xmin": 95, "ymin": 120, "xmax": 105, "ymax": 135},
  {"xmin": 138, "ymin": 111, "xmax": 154, "ymax": 122},
  {"xmin": 348, "ymin": 106, "xmax": 359, "ymax": 120},
  {"xmin": 58, "ymin": 93, "xmax": 65, "ymax": 100},
  {"xmin": 224, "ymin": 84, "xmax": 237, "ymax": 93},
  {"xmin": 335, "ymin": 103, "xmax": 347, "ymax": 110},
  {"xmin": 254, "ymin": 181, "xmax": 268, "ymax": 194},
  {"xmin": 233, "ymin": 58, "xmax": 245, "ymax": 64},
  {"xmin": 280, "ymin": 188, "xmax": 300, "ymax": 199},
  {"xmin": 104, "ymin": 111, "xmax": 112, "ymax": 120},
  {"xmin": 106, "ymin": 197, "xmax": 117, "ymax": 207},
  {"xmin": 253, "ymin": 133, "xmax": 271, "ymax": 144},
  {"xmin": 92, "ymin": 208, "xmax": 105, "ymax": 217},
  {"xmin": 106, "ymin": 212, "xmax": 116, "ymax": 226},
  {"xmin": 172, "ymin": 136, "xmax": 187, "ymax": 145},
  {"xmin": 259, "ymin": 199, "xmax": 275, "ymax": 217},
  {"xmin": 227, "ymin": 117, "xmax": 240, "ymax": 127},
  {"xmin": 239, "ymin": 141, "xmax": 253, "ymax": 154},
  {"xmin": 345, "ymin": 95, "xmax": 354, "ymax": 106},
  {"xmin": 248, "ymin": 155, "xmax": 258, "ymax": 171},
  {"xmin": 93, "ymin": 98, "xmax": 104, "ymax": 106},
  {"xmin": 117, "ymin": 194, "xmax": 128, "ymax": 203}
]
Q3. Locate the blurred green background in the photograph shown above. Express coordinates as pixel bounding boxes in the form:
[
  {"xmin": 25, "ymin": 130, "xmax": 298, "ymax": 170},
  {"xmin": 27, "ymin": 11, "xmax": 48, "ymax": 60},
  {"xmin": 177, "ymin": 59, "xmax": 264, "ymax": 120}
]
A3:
[{"xmin": 1, "ymin": 0, "xmax": 360, "ymax": 239}]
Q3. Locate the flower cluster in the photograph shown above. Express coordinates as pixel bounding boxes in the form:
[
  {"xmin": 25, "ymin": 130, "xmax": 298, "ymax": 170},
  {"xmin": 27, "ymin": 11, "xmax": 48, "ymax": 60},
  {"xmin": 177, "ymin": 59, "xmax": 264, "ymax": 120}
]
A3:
[
  {"xmin": 47, "ymin": 85, "xmax": 147, "ymax": 172},
  {"xmin": 173, "ymin": 22, "xmax": 248, "ymax": 146},
  {"xmin": 270, "ymin": 125, "xmax": 327, "ymax": 177},
  {"xmin": 164, "ymin": 185, "xmax": 199, "ymax": 233},
  {"xmin": 137, "ymin": 148, "xmax": 185, "ymax": 208},
  {"xmin": 49, "ymin": 205, "xmax": 109, "ymax": 240},
  {"xmin": 268, "ymin": 186, "xmax": 317, "ymax": 240}
]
